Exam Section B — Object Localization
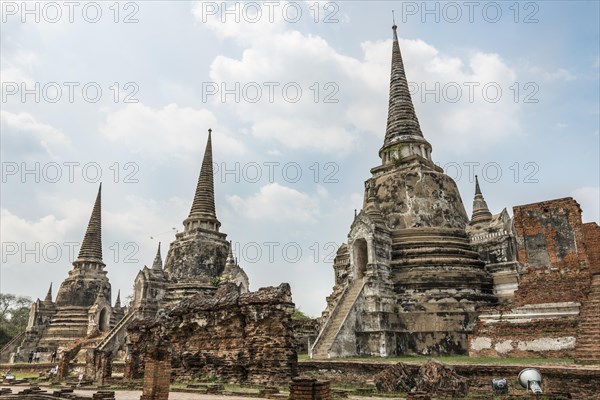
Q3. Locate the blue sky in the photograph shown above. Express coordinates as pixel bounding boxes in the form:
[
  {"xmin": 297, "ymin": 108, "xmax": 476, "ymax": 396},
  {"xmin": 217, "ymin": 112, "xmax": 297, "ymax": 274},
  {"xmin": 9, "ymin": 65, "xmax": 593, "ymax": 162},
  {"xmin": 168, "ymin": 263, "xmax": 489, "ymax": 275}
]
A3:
[{"xmin": 1, "ymin": 1, "xmax": 598, "ymax": 317}]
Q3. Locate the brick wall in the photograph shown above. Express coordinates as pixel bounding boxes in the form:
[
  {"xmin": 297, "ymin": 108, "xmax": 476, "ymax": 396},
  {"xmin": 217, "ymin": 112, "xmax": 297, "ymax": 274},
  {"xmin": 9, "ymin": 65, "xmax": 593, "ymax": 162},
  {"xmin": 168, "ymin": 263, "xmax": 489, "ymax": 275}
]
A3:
[
  {"xmin": 512, "ymin": 198, "xmax": 590, "ymax": 305},
  {"xmin": 289, "ymin": 377, "xmax": 331, "ymax": 400},
  {"xmin": 468, "ymin": 318, "xmax": 578, "ymax": 358},
  {"xmin": 582, "ymin": 222, "xmax": 600, "ymax": 275},
  {"xmin": 140, "ymin": 345, "xmax": 171, "ymax": 400}
]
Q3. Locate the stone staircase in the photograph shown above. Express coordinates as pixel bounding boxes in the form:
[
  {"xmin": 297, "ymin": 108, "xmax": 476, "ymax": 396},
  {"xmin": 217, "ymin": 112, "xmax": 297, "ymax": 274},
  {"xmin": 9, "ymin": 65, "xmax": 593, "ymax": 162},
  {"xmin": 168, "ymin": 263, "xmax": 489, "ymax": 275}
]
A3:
[
  {"xmin": 575, "ymin": 274, "xmax": 600, "ymax": 362},
  {"xmin": 0, "ymin": 331, "xmax": 25, "ymax": 362},
  {"xmin": 311, "ymin": 278, "xmax": 364, "ymax": 359},
  {"xmin": 96, "ymin": 311, "xmax": 137, "ymax": 352},
  {"xmin": 38, "ymin": 307, "xmax": 90, "ymax": 347}
]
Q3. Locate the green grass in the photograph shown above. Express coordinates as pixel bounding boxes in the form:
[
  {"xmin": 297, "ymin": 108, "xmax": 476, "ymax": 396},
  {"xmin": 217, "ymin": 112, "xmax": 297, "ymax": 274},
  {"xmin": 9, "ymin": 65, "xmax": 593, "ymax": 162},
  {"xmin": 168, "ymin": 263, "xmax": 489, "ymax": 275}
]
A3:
[
  {"xmin": 2, "ymin": 372, "xmax": 39, "ymax": 379},
  {"xmin": 299, "ymin": 354, "xmax": 575, "ymax": 365}
]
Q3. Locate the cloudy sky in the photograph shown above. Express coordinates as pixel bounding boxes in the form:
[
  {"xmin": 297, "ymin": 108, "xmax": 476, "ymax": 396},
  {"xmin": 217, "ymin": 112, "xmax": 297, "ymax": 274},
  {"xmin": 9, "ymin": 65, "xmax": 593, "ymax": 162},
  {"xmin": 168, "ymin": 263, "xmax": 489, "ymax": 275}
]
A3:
[{"xmin": 1, "ymin": 1, "xmax": 599, "ymax": 317}]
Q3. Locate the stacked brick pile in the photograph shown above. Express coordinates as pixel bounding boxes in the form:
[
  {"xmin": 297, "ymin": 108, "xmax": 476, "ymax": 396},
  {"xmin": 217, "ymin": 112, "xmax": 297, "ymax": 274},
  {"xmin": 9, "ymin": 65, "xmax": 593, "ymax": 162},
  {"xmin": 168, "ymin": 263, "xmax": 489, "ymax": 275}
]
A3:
[
  {"xmin": 374, "ymin": 360, "xmax": 468, "ymax": 397},
  {"xmin": 289, "ymin": 377, "xmax": 331, "ymax": 400}
]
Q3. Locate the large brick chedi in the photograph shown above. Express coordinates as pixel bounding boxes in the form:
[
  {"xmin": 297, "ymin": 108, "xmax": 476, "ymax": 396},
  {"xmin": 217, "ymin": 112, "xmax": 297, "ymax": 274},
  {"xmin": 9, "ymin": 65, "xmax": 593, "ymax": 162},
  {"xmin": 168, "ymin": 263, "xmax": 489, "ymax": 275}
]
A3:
[{"xmin": 312, "ymin": 25, "xmax": 495, "ymax": 358}]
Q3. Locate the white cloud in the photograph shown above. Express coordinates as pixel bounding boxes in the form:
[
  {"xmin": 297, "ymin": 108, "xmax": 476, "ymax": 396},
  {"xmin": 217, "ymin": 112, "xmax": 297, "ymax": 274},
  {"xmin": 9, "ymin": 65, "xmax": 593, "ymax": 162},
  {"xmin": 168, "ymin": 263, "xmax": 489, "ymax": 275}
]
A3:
[
  {"xmin": 543, "ymin": 68, "xmax": 576, "ymax": 82},
  {"xmin": 555, "ymin": 122, "xmax": 568, "ymax": 129},
  {"xmin": 227, "ymin": 183, "xmax": 319, "ymax": 223},
  {"xmin": 571, "ymin": 186, "xmax": 600, "ymax": 223},
  {"xmin": 99, "ymin": 103, "xmax": 246, "ymax": 159},
  {"xmin": 0, "ymin": 50, "xmax": 38, "ymax": 85},
  {"xmin": 194, "ymin": 10, "xmax": 523, "ymax": 155},
  {"xmin": 1, "ymin": 110, "xmax": 71, "ymax": 158}
]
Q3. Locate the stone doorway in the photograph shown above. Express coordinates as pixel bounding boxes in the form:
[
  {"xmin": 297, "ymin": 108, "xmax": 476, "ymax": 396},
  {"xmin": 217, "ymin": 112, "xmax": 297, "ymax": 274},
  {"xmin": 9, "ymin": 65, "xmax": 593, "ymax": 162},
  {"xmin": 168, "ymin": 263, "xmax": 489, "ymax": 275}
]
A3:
[
  {"xmin": 353, "ymin": 238, "xmax": 368, "ymax": 279},
  {"xmin": 99, "ymin": 308, "xmax": 109, "ymax": 332}
]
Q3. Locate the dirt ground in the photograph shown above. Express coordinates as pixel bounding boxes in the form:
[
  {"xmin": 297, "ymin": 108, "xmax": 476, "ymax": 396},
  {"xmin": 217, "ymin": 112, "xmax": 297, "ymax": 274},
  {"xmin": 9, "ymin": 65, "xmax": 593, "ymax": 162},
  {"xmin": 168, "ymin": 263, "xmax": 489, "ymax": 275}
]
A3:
[{"xmin": 0, "ymin": 386, "xmax": 400, "ymax": 400}]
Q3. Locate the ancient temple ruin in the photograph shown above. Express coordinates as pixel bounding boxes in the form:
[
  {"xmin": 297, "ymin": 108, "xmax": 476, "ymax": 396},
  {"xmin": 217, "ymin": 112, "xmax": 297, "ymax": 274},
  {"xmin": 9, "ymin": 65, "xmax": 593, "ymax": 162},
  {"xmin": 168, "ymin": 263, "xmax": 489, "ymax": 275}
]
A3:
[
  {"xmin": 4, "ymin": 185, "xmax": 124, "ymax": 362},
  {"xmin": 311, "ymin": 25, "xmax": 600, "ymax": 359},
  {"xmin": 81, "ymin": 130, "xmax": 295, "ymax": 384}
]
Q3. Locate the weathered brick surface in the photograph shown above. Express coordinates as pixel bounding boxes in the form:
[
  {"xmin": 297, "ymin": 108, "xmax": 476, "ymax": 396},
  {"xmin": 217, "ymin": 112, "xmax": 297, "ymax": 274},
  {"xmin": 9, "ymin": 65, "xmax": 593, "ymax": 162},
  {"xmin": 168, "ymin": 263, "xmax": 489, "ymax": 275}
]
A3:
[
  {"xmin": 139, "ymin": 343, "xmax": 171, "ymax": 400},
  {"xmin": 513, "ymin": 268, "xmax": 590, "ymax": 306},
  {"xmin": 292, "ymin": 319, "xmax": 320, "ymax": 354},
  {"xmin": 575, "ymin": 274, "xmax": 600, "ymax": 362},
  {"xmin": 582, "ymin": 222, "xmax": 600, "ymax": 275},
  {"xmin": 468, "ymin": 318, "xmax": 578, "ymax": 358},
  {"xmin": 513, "ymin": 198, "xmax": 590, "ymax": 305},
  {"xmin": 127, "ymin": 283, "xmax": 297, "ymax": 385},
  {"xmin": 299, "ymin": 361, "xmax": 600, "ymax": 399},
  {"xmin": 289, "ymin": 377, "xmax": 331, "ymax": 400}
]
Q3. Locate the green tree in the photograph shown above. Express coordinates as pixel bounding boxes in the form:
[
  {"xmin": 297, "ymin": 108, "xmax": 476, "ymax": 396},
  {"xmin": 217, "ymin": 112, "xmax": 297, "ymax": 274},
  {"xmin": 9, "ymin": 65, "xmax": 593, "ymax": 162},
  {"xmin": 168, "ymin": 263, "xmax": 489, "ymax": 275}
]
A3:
[
  {"xmin": 292, "ymin": 308, "xmax": 312, "ymax": 321},
  {"xmin": 0, "ymin": 294, "xmax": 32, "ymax": 347}
]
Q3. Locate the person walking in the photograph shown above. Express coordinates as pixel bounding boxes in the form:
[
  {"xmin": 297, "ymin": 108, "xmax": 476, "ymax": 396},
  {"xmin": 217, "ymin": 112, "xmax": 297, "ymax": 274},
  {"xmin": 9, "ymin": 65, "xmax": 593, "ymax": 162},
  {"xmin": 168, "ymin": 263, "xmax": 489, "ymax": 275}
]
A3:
[
  {"xmin": 51, "ymin": 349, "xmax": 57, "ymax": 363},
  {"xmin": 34, "ymin": 351, "xmax": 40, "ymax": 363},
  {"xmin": 28, "ymin": 351, "xmax": 33, "ymax": 363}
]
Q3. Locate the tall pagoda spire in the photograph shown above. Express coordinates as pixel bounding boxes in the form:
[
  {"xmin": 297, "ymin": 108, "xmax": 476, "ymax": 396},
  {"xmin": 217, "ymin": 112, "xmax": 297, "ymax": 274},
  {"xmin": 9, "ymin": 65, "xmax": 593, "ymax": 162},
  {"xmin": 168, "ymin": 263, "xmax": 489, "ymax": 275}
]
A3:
[
  {"xmin": 183, "ymin": 129, "xmax": 221, "ymax": 233},
  {"xmin": 114, "ymin": 290, "xmax": 121, "ymax": 308},
  {"xmin": 44, "ymin": 283, "xmax": 53, "ymax": 302},
  {"xmin": 74, "ymin": 184, "xmax": 104, "ymax": 267},
  {"xmin": 152, "ymin": 242, "xmax": 163, "ymax": 270},
  {"xmin": 379, "ymin": 24, "xmax": 433, "ymax": 166},
  {"xmin": 470, "ymin": 175, "xmax": 493, "ymax": 224}
]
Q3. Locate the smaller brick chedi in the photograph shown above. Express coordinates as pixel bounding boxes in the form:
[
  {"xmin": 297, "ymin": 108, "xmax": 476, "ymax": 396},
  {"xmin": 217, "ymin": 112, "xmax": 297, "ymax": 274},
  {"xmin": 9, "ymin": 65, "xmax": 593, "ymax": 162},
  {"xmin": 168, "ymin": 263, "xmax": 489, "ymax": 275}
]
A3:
[{"xmin": 9, "ymin": 184, "xmax": 125, "ymax": 361}]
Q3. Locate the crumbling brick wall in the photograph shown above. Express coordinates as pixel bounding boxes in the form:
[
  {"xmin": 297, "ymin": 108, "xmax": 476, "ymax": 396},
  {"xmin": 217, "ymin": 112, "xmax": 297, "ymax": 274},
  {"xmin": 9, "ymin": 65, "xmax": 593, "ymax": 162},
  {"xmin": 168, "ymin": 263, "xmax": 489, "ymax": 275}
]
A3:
[
  {"xmin": 126, "ymin": 283, "xmax": 297, "ymax": 385},
  {"xmin": 140, "ymin": 340, "xmax": 172, "ymax": 400},
  {"xmin": 292, "ymin": 319, "xmax": 320, "ymax": 353},
  {"xmin": 469, "ymin": 198, "xmax": 598, "ymax": 359},
  {"xmin": 513, "ymin": 198, "xmax": 590, "ymax": 305},
  {"xmin": 582, "ymin": 222, "xmax": 600, "ymax": 275},
  {"xmin": 468, "ymin": 318, "xmax": 578, "ymax": 358}
]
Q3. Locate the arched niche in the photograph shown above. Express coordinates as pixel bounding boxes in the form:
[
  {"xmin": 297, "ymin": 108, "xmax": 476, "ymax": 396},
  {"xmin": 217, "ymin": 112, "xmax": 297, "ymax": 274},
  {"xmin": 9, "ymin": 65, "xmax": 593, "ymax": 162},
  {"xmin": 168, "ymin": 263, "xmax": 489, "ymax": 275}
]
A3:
[{"xmin": 353, "ymin": 238, "xmax": 368, "ymax": 280}]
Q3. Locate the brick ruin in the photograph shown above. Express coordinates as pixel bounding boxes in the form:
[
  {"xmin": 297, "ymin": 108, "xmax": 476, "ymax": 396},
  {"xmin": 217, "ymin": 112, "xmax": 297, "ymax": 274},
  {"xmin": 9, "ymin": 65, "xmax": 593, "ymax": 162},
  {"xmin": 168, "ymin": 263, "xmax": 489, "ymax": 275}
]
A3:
[
  {"xmin": 575, "ymin": 222, "xmax": 600, "ymax": 362},
  {"xmin": 469, "ymin": 197, "xmax": 599, "ymax": 359},
  {"xmin": 289, "ymin": 377, "xmax": 332, "ymax": 400},
  {"xmin": 301, "ymin": 360, "xmax": 600, "ymax": 399},
  {"xmin": 86, "ymin": 130, "xmax": 295, "ymax": 387},
  {"xmin": 292, "ymin": 319, "xmax": 320, "ymax": 354},
  {"xmin": 126, "ymin": 283, "xmax": 297, "ymax": 386}
]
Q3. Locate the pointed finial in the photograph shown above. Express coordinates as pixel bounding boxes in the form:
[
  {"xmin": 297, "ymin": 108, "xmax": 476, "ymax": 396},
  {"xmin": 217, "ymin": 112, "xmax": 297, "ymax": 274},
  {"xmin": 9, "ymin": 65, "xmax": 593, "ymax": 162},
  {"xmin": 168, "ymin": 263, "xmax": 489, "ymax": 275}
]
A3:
[
  {"xmin": 392, "ymin": 10, "xmax": 396, "ymax": 28},
  {"xmin": 226, "ymin": 241, "xmax": 235, "ymax": 266},
  {"xmin": 354, "ymin": 209, "xmax": 357, "ymax": 217},
  {"xmin": 75, "ymin": 183, "xmax": 104, "ymax": 266},
  {"xmin": 208, "ymin": 128, "xmax": 212, "ymax": 134},
  {"xmin": 45, "ymin": 283, "xmax": 53, "ymax": 302},
  {"xmin": 475, "ymin": 175, "xmax": 482, "ymax": 195},
  {"xmin": 115, "ymin": 290, "xmax": 121, "ymax": 308},
  {"xmin": 470, "ymin": 175, "xmax": 492, "ymax": 224},
  {"xmin": 152, "ymin": 242, "xmax": 163, "ymax": 270}
]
